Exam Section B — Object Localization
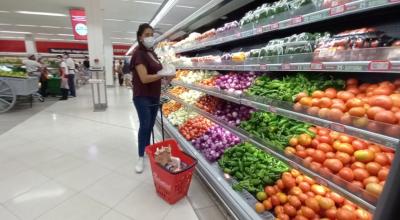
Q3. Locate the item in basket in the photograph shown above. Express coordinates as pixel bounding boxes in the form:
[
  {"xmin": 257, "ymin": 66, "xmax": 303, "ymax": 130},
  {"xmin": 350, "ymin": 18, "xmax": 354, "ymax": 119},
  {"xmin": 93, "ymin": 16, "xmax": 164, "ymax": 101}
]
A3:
[{"xmin": 154, "ymin": 145, "xmax": 187, "ymax": 173}]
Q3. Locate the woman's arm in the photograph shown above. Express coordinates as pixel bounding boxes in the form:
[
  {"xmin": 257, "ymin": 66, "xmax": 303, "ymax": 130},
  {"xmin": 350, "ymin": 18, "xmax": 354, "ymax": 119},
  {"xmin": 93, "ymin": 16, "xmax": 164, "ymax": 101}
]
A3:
[{"xmin": 135, "ymin": 64, "xmax": 162, "ymax": 84}]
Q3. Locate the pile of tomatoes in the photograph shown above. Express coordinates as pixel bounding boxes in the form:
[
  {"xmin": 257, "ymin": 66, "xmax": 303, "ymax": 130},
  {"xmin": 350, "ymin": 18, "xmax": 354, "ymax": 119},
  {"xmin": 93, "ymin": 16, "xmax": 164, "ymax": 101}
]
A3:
[
  {"xmin": 179, "ymin": 116, "xmax": 214, "ymax": 141},
  {"xmin": 195, "ymin": 95, "xmax": 221, "ymax": 113},
  {"xmin": 285, "ymin": 127, "xmax": 393, "ymax": 197},
  {"xmin": 255, "ymin": 169, "xmax": 372, "ymax": 220},
  {"xmin": 168, "ymin": 86, "xmax": 188, "ymax": 96},
  {"xmin": 198, "ymin": 76, "xmax": 217, "ymax": 87},
  {"xmin": 295, "ymin": 78, "xmax": 400, "ymax": 136}
]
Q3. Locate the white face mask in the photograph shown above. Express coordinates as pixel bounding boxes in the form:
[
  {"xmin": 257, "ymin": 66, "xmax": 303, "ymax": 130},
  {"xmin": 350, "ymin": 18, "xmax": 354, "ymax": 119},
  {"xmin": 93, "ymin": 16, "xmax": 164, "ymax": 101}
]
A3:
[{"xmin": 142, "ymin": 36, "xmax": 155, "ymax": 49}]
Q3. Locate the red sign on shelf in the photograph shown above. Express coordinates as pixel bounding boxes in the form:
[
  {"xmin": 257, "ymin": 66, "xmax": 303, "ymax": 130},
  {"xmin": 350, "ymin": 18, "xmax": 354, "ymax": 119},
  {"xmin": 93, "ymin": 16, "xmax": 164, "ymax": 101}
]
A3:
[
  {"xmin": 310, "ymin": 62, "xmax": 324, "ymax": 70},
  {"xmin": 330, "ymin": 4, "xmax": 346, "ymax": 16},
  {"xmin": 270, "ymin": 22, "xmax": 280, "ymax": 30},
  {"xmin": 291, "ymin": 16, "xmax": 304, "ymax": 25},
  {"xmin": 368, "ymin": 60, "xmax": 391, "ymax": 71},
  {"xmin": 69, "ymin": 9, "xmax": 87, "ymax": 40}
]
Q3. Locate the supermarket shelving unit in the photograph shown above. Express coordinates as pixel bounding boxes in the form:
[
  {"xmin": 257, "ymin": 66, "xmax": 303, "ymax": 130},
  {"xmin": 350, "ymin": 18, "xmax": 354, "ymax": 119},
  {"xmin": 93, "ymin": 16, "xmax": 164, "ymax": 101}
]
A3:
[{"xmin": 158, "ymin": 0, "xmax": 400, "ymax": 219}]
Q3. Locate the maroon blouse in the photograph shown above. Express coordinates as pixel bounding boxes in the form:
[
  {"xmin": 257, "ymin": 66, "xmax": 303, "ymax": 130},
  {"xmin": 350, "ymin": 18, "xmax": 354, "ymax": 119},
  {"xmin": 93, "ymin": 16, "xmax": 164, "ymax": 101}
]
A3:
[{"xmin": 130, "ymin": 46, "xmax": 162, "ymax": 97}]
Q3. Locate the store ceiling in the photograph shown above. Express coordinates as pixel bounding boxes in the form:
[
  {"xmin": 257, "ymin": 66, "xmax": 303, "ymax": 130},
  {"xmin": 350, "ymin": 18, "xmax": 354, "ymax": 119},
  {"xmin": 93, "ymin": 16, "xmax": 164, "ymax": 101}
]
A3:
[{"xmin": 0, "ymin": 0, "xmax": 210, "ymax": 44}]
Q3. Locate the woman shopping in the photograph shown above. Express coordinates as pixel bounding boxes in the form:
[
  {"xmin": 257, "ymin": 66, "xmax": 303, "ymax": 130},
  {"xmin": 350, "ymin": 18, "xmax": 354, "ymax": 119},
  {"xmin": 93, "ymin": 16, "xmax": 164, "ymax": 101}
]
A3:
[{"xmin": 130, "ymin": 23, "xmax": 175, "ymax": 173}]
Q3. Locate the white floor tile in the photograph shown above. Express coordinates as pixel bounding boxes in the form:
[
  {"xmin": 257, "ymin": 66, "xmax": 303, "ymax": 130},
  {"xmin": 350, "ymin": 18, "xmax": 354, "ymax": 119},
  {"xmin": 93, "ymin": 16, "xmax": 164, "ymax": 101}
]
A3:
[
  {"xmin": 188, "ymin": 176, "xmax": 215, "ymax": 209},
  {"xmin": 15, "ymin": 148, "xmax": 64, "ymax": 166},
  {"xmin": 54, "ymin": 163, "xmax": 111, "ymax": 191},
  {"xmin": 0, "ymin": 205, "xmax": 19, "ymax": 220},
  {"xmin": 196, "ymin": 206, "xmax": 226, "ymax": 220},
  {"xmin": 0, "ymin": 159, "xmax": 29, "ymax": 181},
  {"xmin": 72, "ymin": 147, "xmax": 133, "ymax": 170},
  {"xmin": 4, "ymin": 181, "xmax": 76, "ymax": 220},
  {"xmin": 0, "ymin": 170, "xmax": 50, "ymax": 203},
  {"xmin": 83, "ymin": 173, "xmax": 142, "ymax": 207},
  {"xmin": 163, "ymin": 198, "xmax": 199, "ymax": 220},
  {"xmin": 33, "ymin": 155, "xmax": 87, "ymax": 178},
  {"xmin": 101, "ymin": 210, "xmax": 134, "ymax": 220},
  {"xmin": 113, "ymin": 159, "xmax": 153, "ymax": 183},
  {"xmin": 114, "ymin": 182, "xmax": 172, "ymax": 220},
  {"xmin": 36, "ymin": 193, "xmax": 110, "ymax": 220}
]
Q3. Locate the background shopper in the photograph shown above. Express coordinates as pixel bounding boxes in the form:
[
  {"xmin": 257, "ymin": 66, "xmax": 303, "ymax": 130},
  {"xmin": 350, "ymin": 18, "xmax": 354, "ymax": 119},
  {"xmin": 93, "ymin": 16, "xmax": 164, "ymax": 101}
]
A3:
[
  {"xmin": 123, "ymin": 57, "xmax": 132, "ymax": 88},
  {"xmin": 57, "ymin": 55, "xmax": 69, "ymax": 100},
  {"xmin": 37, "ymin": 57, "xmax": 48, "ymax": 97},
  {"xmin": 117, "ymin": 60, "xmax": 124, "ymax": 86},
  {"xmin": 63, "ymin": 52, "xmax": 76, "ymax": 97},
  {"xmin": 131, "ymin": 23, "xmax": 174, "ymax": 173}
]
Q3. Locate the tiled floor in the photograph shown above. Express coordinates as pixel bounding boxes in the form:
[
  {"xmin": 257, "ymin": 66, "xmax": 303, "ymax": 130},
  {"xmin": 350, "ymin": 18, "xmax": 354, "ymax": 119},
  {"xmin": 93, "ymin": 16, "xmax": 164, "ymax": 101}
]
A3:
[{"xmin": 0, "ymin": 85, "xmax": 226, "ymax": 220}]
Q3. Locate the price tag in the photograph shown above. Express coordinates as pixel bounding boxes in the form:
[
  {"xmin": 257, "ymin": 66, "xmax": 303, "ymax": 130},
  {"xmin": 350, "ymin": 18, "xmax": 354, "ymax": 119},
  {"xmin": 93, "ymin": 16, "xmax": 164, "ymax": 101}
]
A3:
[
  {"xmin": 330, "ymin": 123, "xmax": 346, "ymax": 132},
  {"xmin": 256, "ymin": 27, "xmax": 263, "ymax": 34},
  {"xmin": 291, "ymin": 16, "xmax": 304, "ymax": 25},
  {"xmin": 318, "ymin": 48, "xmax": 336, "ymax": 57},
  {"xmin": 268, "ymin": 106, "xmax": 277, "ymax": 113},
  {"xmin": 282, "ymin": 63, "xmax": 291, "ymax": 70},
  {"xmin": 260, "ymin": 64, "xmax": 267, "ymax": 70},
  {"xmin": 330, "ymin": 5, "xmax": 346, "ymax": 15},
  {"xmin": 270, "ymin": 22, "xmax": 280, "ymax": 30},
  {"xmin": 368, "ymin": 60, "xmax": 391, "ymax": 71},
  {"xmin": 235, "ymin": 32, "xmax": 241, "ymax": 38},
  {"xmin": 310, "ymin": 62, "xmax": 324, "ymax": 70}
]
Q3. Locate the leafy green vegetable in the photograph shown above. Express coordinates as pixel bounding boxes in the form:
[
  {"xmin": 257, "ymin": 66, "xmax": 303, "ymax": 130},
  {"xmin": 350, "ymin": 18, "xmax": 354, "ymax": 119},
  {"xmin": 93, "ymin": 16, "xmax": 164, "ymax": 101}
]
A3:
[
  {"xmin": 239, "ymin": 111, "xmax": 314, "ymax": 149},
  {"xmin": 219, "ymin": 142, "xmax": 289, "ymax": 194},
  {"xmin": 246, "ymin": 73, "xmax": 345, "ymax": 102}
]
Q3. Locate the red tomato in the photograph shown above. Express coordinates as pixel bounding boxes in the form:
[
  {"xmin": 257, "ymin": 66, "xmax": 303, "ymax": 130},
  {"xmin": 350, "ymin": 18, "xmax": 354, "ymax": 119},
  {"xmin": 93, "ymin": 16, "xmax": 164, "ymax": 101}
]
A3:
[
  {"xmin": 318, "ymin": 135, "xmax": 333, "ymax": 144},
  {"xmin": 390, "ymin": 94, "xmax": 400, "ymax": 107},
  {"xmin": 337, "ymin": 91, "xmax": 355, "ymax": 101},
  {"xmin": 352, "ymin": 139, "xmax": 368, "ymax": 150},
  {"xmin": 305, "ymin": 148, "xmax": 316, "ymax": 157},
  {"xmin": 288, "ymin": 196, "xmax": 302, "ymax": 209},
  {"xmin": 363, "ymin": 176, "xmax": 380, "ymax": 187},
  {"xmin": 365, "ymin": 162, "xmax": 382, "ymax": 176},
  {"xmin": 346, "ymin": 98, "xmax": 365, "ymax": 109},
  {"xmin": 305, "ymin": 197, "xmax": 320, "ymax": 212},
  {"xmin": 353, "ymin": 168, "xmax": 370, "ymax": 181},
  {"xmin": 265, "ymin": 186, "xmax": 277, "ymax": 196},
  {"xmin": 374, "ymin": 152, "xmax": 389, "ymax": 166},
  {"xmin": 312, "ymin": 150, "xmax": 327, "ymax": 163},
  {"xmin": 346, "ymin": 78, "xmax": 358, "ymax": 86},
  {"xmin": 351, "ymin": 161, "xmax": 366, "ymax": 170},
  {"xmin": 325, "ymin": 88, "xmax": 337, "ymax": 99},
  {"xmin": 368, "ymin": 95, "xmax": 393, "ymax": 110},
  {"xmin": 378, "ymin": 167, "xmax": 389, "ymax": 181},
  {"xmin": 310, "ymin": 139, "xmax": 320, "ymax": 148},
  {"xmin": 336, "ymin": 152, "xmax": 352, "ymax": 165},
  {"xmin": 338, "ymin": 167, "xmax": 354, "ymax": 182},
  {"xmin": 339, "ymin": 135, "xmax": 354, "ymax": 143},
  {"xmin": 328, "ymin": 192, "xmax": 345, "ymax": 205},
  {"xmin": 326, "ymin": 152, "xmax": 336, "ymax": 159},
  {"xmin": 324, "ymin": 159, "xmax": 344, "ymax": 173},
  {"xmin": 283, "ymin": 203, "xmax": 297, "ymax": 217},
  {"xmin": 319, "ymin": 97, "xmax": 333, "ymax": 108},
  {"xmin": 312, "ymin": 90, "xmax": 325, "ymax": 98},
  {"xmin": 301, "ymin": 206, "xmax": 316, "ymax": 219},
  {"xmin": 349, "ymin": 107, "xmax": 366, "ymax": 117},
  {"xmin": 347, "ymin": 87, "xmax": 360, "ymax": 95},
  {"xmin": 318, "ymin": 143, "xmax": 334, "ymax": 153},
  {"xmin": 336, "ymin": 208, "xmax": 357, "ymax": 220},
  {"xmin": 329, "ymin": 108, "xmax": 344, "ymax": 121},
  {"xmin": 338, "ymin": 143, "xmax": 355, "ymax": 155},
  {"xmin": 359, "ymin": 83, "xmax": 371, "ymax": 92}
]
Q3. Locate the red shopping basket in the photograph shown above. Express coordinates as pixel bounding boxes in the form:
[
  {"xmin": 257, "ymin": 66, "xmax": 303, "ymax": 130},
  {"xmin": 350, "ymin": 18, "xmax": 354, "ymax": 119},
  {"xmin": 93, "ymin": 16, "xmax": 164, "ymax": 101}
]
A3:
[{"xmin": 145, "ymin": 139, "xmax": 197, "ymax": 204}]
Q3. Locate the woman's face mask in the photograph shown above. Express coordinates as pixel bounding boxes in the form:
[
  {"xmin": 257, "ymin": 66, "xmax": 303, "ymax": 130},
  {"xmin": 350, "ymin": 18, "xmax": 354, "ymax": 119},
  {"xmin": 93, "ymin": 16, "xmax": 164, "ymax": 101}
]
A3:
[{"xmin": 143, "ymin": 36, "xmax": 155, "ymax": 49}]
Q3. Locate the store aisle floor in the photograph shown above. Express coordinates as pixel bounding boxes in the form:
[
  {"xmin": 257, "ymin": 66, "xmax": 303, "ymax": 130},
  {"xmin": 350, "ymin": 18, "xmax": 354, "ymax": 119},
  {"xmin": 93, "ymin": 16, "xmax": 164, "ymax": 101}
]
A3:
[{"xmin": 0, "ymin": 85, "xmax": 226, "ymax": 220}]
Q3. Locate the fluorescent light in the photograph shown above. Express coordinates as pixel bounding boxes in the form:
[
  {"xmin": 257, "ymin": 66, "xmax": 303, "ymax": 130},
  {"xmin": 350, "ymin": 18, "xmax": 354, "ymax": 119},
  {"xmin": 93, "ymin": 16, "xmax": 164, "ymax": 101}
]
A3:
[
  {"xmin": 63, "ymin": 27, "xmax": 72, "ymax": 29},
  {"xmin": 128, "ymin": 20, "xmax": 146, "ymax": 23},
  {"xmin": 49, "ymin": 38, "xmax": 66, "ymax": 41},
  {"xmin": 36, "ymin": 33, "xmax": 55, "ymax": 36},
  {"xmin": 112, "ymin": 41, "xmax": 132, "ymax": 44},
  {"xmin": 40, "ymin": 26, "xmax": 61, "ymax": 29},
  {"xmin": 0, "ymin": 11, "xmax": 10, "ymax": 13},
  {"xmin": 15, "ymin": 11, "xmax": 67, "ymax": 17},
  {"xmin": 176, "ymin": 5, "xmax": 195, "ymax": 9},
  {"xmin": 158, "ymin": 23, "xmax": 173, "ymax": 26},
  {"xmin": 16, "ymin": 24, "xmax": 38, "ymax": 27},
  {"xmin": 127, "ymin": 31, "xmax": 136, "ymax": 34},
  {"xmin": 0, "ymin": 31, "xmax": 31, "ymax": 34},
  {"xmin": 57, "ymin": 34, "xmax": 74, "ymax": 36},
  {"xmin": 135, "ymin": 1, "xmax": 161, "ymax": 5},
  {"xmin": 0, "ymin": 36, "xmax": 24, "ymax": 39},
  {"xmin": 0, "ymin": 23, "xmax": 12, "ymax": 26},
  {"xmin": 35, "ymin": 38, "xmax": 49, "ymax": 40},
  {"xmin": 104, "ymin": 18, "xmax": 125, "ymax": 22},
  {"xmin": 150, "ymin": 0, "xmax": 178, "ymax": 27}
]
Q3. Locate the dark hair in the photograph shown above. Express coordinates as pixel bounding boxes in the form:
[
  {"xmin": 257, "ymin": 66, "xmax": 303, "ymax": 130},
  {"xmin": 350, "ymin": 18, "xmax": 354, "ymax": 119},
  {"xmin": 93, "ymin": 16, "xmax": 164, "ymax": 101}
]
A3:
[
  {"xmin": 56, "ymin": 55, "xmax": 62, "ymax": 59},
  {"xmin": 137, "ymin": 23, "xmax": 153, "ymax": 48},
  {"xmin": 63, "ymin": 52, "xmax": 69, "ymax": 57}
]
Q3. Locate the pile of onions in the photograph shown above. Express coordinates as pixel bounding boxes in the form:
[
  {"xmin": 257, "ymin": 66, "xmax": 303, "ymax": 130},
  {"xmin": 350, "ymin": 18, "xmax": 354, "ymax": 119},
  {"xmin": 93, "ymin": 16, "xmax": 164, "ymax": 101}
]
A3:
[
  {"xmin": 214, "ymin": 102, "xmax": 255, "ymax": 126},
  {"xmin": 215, "ymin": 72, "xmax": 257, "ymax": 95},
  {"xmin": 192, "ymin": 125, "xmax": 241, "ymax": 161}
]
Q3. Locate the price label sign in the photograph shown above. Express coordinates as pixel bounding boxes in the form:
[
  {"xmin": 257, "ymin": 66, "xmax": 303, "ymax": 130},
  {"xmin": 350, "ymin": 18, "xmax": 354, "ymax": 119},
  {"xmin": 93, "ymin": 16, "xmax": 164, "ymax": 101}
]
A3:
[
  {"xmin": 291, "ymin": 16, "xmax": 304, "ymax": 25},
  {"xmin": 310, "ymin": 62, "xmax": 324, "ymax": 70},
  {"xmin": 235, "ymin": 32, "xmax": 241, "ymax": 38},
  {"xmin": 282, "ymin": 63, "xmax": 291, "ymax": 70},
  {"xmin": 368, "ymin": 60, "xmax": 391, "ymax": 71},
  {"xmin": 330, "ymin": 123, "xmax": 346, "ymax": 132},
  {"xmin": 270, "ymin": 22, "xmax": 280, "ymax": 30},
  {"xmin": 268, "ymin": 106, "xmax": 277, "ymax": 113},
  {"xmin": 260, "ymin": 64, "xmax": 267, "ymax": 70},
  {"xmin": 331, "ymin": 0, "xmax": 340, "ymax": 7},
  {"xmin": 330, "ymin": 5, "xmax": 346, "ymax": 16},
  {"xmin": 256, "ymin": 27, "xmax": 263, "ymax": 34}
]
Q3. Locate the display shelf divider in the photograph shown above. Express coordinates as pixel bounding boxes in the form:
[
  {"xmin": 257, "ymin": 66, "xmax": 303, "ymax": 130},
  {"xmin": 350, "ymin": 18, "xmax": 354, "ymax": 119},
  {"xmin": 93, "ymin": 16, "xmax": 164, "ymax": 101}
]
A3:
[{"xmin": 166, "ymin": 92, "xmax": 377, "ymax": 212}]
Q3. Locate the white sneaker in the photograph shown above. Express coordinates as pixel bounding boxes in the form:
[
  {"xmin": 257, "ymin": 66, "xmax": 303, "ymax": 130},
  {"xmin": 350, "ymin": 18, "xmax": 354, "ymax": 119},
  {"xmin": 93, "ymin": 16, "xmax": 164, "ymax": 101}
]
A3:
[{"xmin": 135, "ymin": 157, "xmax": 144, "ymax": 173}]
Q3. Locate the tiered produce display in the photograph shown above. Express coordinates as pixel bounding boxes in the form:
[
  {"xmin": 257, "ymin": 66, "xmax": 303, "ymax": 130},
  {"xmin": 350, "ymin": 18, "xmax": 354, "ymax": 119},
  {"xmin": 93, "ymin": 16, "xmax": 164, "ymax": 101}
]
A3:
[{"xmin": 158, "ymin": 0, "xmax": 399, "ymax": 219}]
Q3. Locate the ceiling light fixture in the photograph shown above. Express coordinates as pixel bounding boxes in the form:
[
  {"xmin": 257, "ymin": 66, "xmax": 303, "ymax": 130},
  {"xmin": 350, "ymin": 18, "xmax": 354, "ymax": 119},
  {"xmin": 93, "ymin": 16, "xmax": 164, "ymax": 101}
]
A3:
[
  {"xmin": 0, "ymin": 11, "xmax": 10, "ymax": 13},
  {"xmin": 39, "ymin": 26, "xmax": 61, "ymax": 29},
  {"xmin": 49, "ymin": 38, "xmax": 66, "ymax": 41},
  {"xmin": 36, "ymin": 33, "xmax": 55, "ymax": 36},
  {"xmin": 0, "ymin": 23, "xmax": 12, "ymax": 26},
  {"xmin": 16, "ymin": 24, "xmax": 38, "ymax": 27},
  {"xmin": 57, "ymin": 34, "xmax": 74, "ymax": 36},
  {"xmin": 15, "ymin": 11, "xmax": 67, "ymax": 17},
  {"xmin": 0, "ymin": 36, "xmax": 24, "ymax": 39},
  {"xmin": 35, "ymin": 38, "xmax": 49, "ymax": 40},
  {"xmin": 104, "ymin": 18, "xmax": 126, "ymax": 22},
  {"xmin": 0, "ymin": 30, "xmax": 32, "ymax": 34},
  {"xmin": 150, "ymin": 0, "xmax": 179, "ymax": 27},
  {"xmin": 176, "ymin": 5, "xmax": 195, "ymax": 9},
  {"xmin": 128, "ymin": 20, "xmax": 146, "ymax": 23},
  {"xmin": 112, "ymin": 41, "xmax": 132, "ymax": 44},
  {"xmin": 135, "ymin": 1, "xmax": 161, "ymax": 5}
]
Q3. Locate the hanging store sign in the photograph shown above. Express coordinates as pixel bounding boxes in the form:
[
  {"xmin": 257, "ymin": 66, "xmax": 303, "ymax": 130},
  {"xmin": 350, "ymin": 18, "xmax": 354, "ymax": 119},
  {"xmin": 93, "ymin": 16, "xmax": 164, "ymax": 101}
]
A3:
[{"xmin": 69, "ymin": 9, "xmax": 87, "ymax": 40}]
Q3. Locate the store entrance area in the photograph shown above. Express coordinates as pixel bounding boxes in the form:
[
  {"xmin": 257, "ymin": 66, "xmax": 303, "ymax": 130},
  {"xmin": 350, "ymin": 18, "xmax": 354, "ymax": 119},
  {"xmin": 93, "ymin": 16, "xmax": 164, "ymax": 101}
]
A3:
[{"xmin": 0, "ymin": 85, "xmax": 226, "ymax": 220}]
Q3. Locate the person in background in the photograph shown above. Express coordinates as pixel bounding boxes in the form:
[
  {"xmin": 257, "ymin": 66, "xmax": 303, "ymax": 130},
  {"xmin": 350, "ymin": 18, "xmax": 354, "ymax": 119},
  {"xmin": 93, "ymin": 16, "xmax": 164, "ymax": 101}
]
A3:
[
  {"xmin": 57, "ymin": 55, "xmax": 69, "ymax": 100},
  {"xmin": 23, "ymin": 54, "xmax": 42, "ymax": 77},
  {"xmin": 63, "ymin": 52, "xmax": 76, "ymax": 97},
  {"xmin": 130, "ymin": 23, "xmax": 175, "ymax": 173},
  {"xmin": 37, "ymin": 57, "xmax": 48, "ymax": 97},
  {"xmin": 122, "ymin": 57, "xmax": 132, "ymax": 88},
  {"xmin": 117, "ymin": 60, "xmax": 124, "ymax": 86},
  {"xmin": 83, "ymin": 56, "xmax": 90, "ymax": 69}
]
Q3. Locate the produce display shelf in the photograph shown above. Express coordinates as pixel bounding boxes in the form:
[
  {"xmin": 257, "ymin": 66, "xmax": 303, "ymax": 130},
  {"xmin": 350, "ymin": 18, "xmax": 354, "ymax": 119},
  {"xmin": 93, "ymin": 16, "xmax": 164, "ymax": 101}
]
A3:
[
  {"xmin": 156, "ymin": 114, "xmax": 273, "ymax": 220},
  {"xmin": 176, "ymin": 60, "xmax": 400, "ymax": 73},
  {"xmin": 175, "ymin": 0, "xmax": 400, "ymax": 54},
  {"xmin": 171, "ymin": 80, "xmax": 399, "ymax": 148},
  {"xmin": 166, "ymin": 92, "xmax": 377, "ymax": 212}
]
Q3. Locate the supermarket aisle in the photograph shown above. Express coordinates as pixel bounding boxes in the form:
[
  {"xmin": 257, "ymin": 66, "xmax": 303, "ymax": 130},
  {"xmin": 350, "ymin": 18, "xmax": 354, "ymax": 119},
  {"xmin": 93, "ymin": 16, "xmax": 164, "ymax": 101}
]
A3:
[{"xmin": 0, "ymin": 85, "xmax": 225, "ymax": 220}]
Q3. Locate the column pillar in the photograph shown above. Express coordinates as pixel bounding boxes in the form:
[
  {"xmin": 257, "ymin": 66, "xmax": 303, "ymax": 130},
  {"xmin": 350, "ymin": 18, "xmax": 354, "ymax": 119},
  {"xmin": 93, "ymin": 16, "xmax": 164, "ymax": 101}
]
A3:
[
  {"xmin": 85, "ymin": 0, "xmax": 114, "ymax": 86},
  {"xmin": 24, "ymin": 34, "xmax": 37, "ymax": 54},
  {"xmin": 103, "ymin": 33, "xmax": 114, "ymax": 87}
]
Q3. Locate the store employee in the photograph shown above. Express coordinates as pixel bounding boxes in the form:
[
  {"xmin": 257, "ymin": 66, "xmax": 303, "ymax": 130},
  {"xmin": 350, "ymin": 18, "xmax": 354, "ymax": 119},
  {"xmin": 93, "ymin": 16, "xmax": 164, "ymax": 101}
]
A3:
[
  {"xmin": 63, "ymin": 52, "xmax": 76, "ymax": 97},
  {"xmin": 23, "ymin": 54, "xmax": 42, "ymax": 77}
]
